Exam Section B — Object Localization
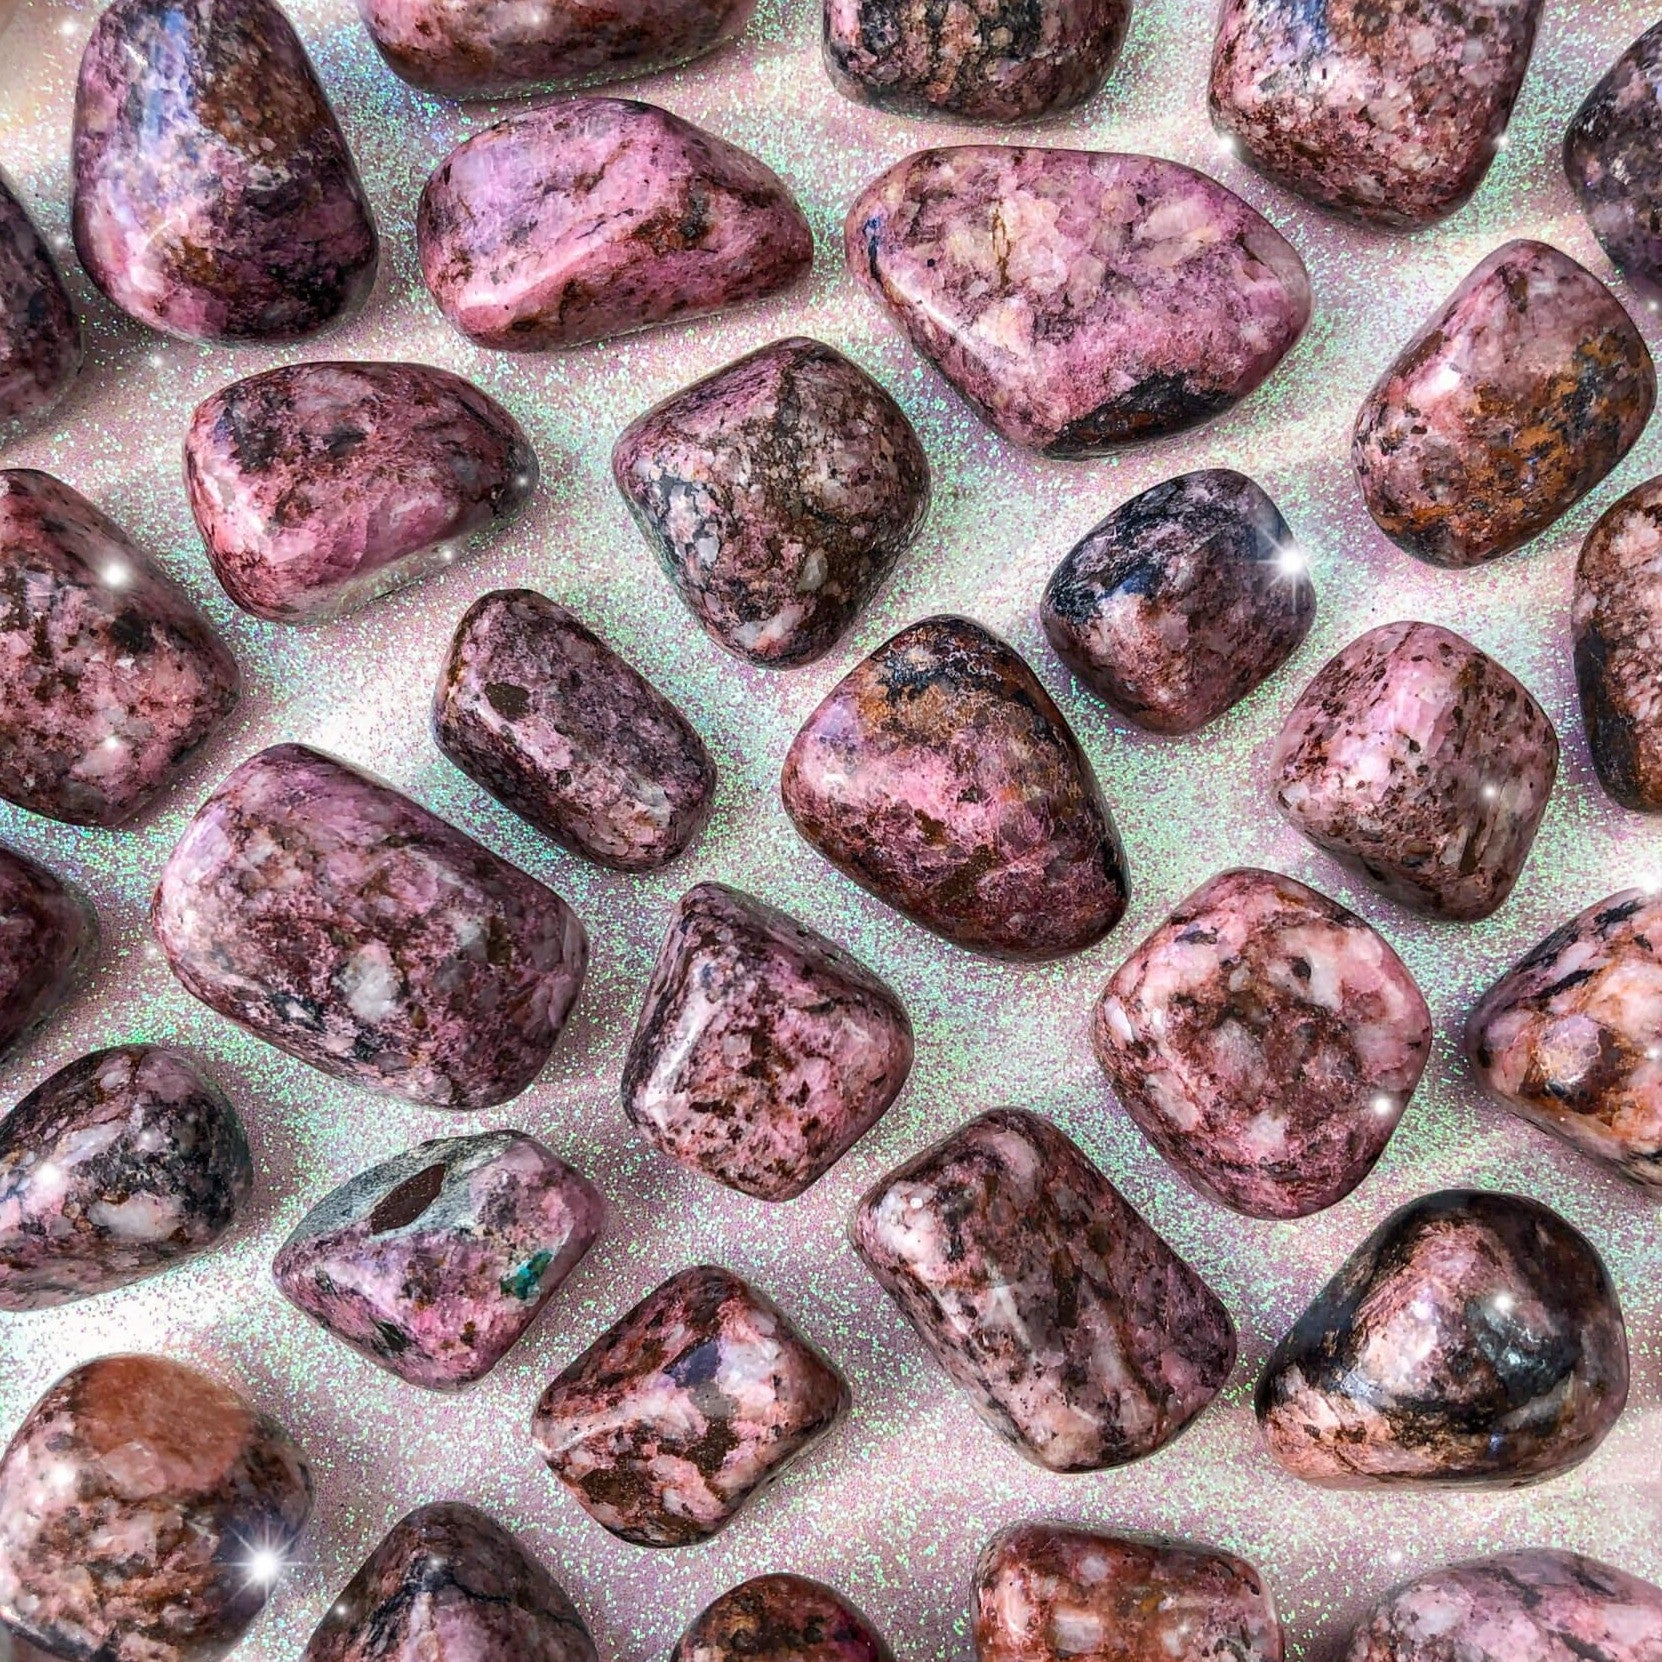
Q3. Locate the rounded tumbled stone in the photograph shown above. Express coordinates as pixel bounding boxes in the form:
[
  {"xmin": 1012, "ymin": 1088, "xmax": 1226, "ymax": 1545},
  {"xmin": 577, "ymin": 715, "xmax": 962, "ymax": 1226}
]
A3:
[
  {"xmin": 975, "ymin": 1523, "xmax": 1284, "ymax": 1662},
  {"xmin": 433, "ymin": 589, "xmax": 715, "ymax": 871},
  {"xmin": 674, "ymin": 1574, "xmax": 893, "ymax": 1662},
  {"xmin": 418, "ymin": 98, "xmax": 812, "ymax": 352},
  {"xmin": 530, "ymin": 1263, "xmax": 847, "ymax": 1547},
  {"xmin": 0, "ymin": 1044, "xmax": 252, "ymax": 1311},
  {"xmin": 0, "ymin": 176, "xmax": 80, "ymax": 447},
  {"xmin": 1210, "ymin": 0, "xmax": 1543, "ymax": 228},
  {"xmin": 1352, "ymin": 240, "xmax": 1654, "ymax": 569},
  {"xmin": 1257, "ymin": 1189, "xmax": 1629, "ymax": 1488},
  {"xmin": 0, "ymin": 469, "xmax": 240, "ymax": 829},
  {"xmin": 781, "ymin": 614, "xmax": 1128, "ymax": 960},
  {"xmin": 303, "ymin": 1502, "xmax": 598, "ymax": 1662},
  {"xmin": 1040, "ymin": 469, "xmax": 1314, "ymax": 734},
  {"xmin": 185, "ymin": 361, "xmax": 538, "ymax": 624},
  {"xmin": 153, "ymin": 744, "xmax": 588, "ymax": 1110},
  {"xmin": 623, "ymin": 882, "xmax": 913, "ymax": 1200},
  {"xmin": 1270, "ymin": 621, "xmax": 1559, "ymax": 922},
  {"xmin": 1344, "ymin": 1551, "xmax": 1662, "ymax": 1662},
  {"xmin": 612, "ymin": 337, "xmax": 930, "ymax": 668},
  {"xmin": 0, "ymin": 1355, "xmax": 313, "ymax": 1662},
  {"xmin": 1095, "ymin": 868, "xmax": 1431, "ymax": 1220},
  {"xmin": 0, "ymin": 845, "xmax": 95, "ymax": 1064},
  {"xmin": 854, "ymin": 1108, "xmax": 1236, "ymax": 1472},
  {"xmin": 846, "ymin": 147, "xmax": 1311, "ymax": 457},
  {"xmin": 71, "ymin": 0, "xmax": 378, "ymax": 343}
]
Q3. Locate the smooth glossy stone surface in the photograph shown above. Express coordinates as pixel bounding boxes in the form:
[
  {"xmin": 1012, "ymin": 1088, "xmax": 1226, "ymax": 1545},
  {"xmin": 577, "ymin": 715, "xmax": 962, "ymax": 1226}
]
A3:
[
  {"xmin": 358, "ymin": 0, "xmax": 755, "ymax": 97},
  {"xmin": 1574, "ymin": 478, "xmax": 1662, "ymax": 811},
  {"xmin": 623, "ymin": 882, "xmax": 913, "ymax": 1201},
  {"xmin": 1567, "ymin": 23, "xmax": 1662, "ymax": 302},
  {"xmin": 72, "ymin": 0, "xmax": 378, "ymax": 343},
  {"xmin": 433, "ymin": 589, "xmax": 715, "ymax": 871},
  {"xmin": 1040, "ymin": 469, "xmax": 1313, "ymax": 734},
  {"xmin": 846, "ymin": 148, "xmax": 1311, "ymax": 457},
  {"xmin": 530, "ymin": 1263, "xmax": 847, "ymax": 1546},
  {"xmin": 0, "ymin": 469, "xmax": 240, "ymax": 829},
  {"xmin": 781, "ymin": 615, "xmax": 1128, "ymax": 960},
  {"xmin": 823, "ymin": 0, "xmax": 1128, "ymax": 122},
  {"xmin": 303, "ymin": 1502, "xmax": 598, "ymax": 1662},
  {"xmin": 853, "ymin": 1108, "xmax": 1236, "ymax": 1472},
  {"xmin": 1257, "ymin": 1189, "xmax": 1629, "ymax": 1488},
  {"xmin": 1466, "ymin": 888, "xmax": 1662, "ymax": 1189},
  {"xmin": 674, "ymin": 1575, "xmax": 893, "ymax": 1662},
  {"xmin": 274, "ymin": 1131, "xmax": 602, "ymax": 1388},
  {"xmin": 0, "ymin": 1355, "xmax": 312, "ymax": 1662},
  {"xmin": 0, "ymin": 845, "xmax": 95, "ymax": 1063},
  {"xmin": 612, "ymin": 337, "xmax": 930, "ymax": 668},
  {"xmin": 185, "ymin": 362, "xmax": 537, "ymax": 624},
  {"xmin": 1094, "ymin": 868, "xmax": 1431, "ymax": 1220},
  {"xmin": 1352, "ymin": 240, "xmax": 1654, "ymax": 568},
  {"xmin": 1209, "ymin": 0, "xmax": 1542, "ymax": 227},
  {"xmin": 0, "ymin": 179, "xmax": 80, "ymax": 446},
  {"xmin": 0, "ymin": 1044, "xmax": 252, "ymax": 1311},
  {"xmin": 975, "ymin": 1523, "xmax": 1284, "ymax": 1662},
  {"xmin": 153, "ymin": 744, "xmax": 587, "ymax": 1110},
  {"xmin": 418, "ymin": 99, "xmax": 811, "ymax": 352},
  {"xmin": 1270, "ymin": 621, "xmax": 1559, "ymax": 921},
  {"xmin": 1345, "ymin": 1550, "xmax": 1662, "ymax": 1662}
]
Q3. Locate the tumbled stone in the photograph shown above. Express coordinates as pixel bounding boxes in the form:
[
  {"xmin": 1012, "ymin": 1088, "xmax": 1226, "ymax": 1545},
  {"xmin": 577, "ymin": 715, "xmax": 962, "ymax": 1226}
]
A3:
[
  {"xmin": 1040, "ymin": 469, "xmax": 1314, "ymax": 734},
  {"xmin": 1094, "ymin": 868, "xmax": 1431, "ymax": 1220},
  {"xmin": 1209, "ymin": 0, "xmax": 1542, "ymax": 228},
  {"xmin": 1270, "ymin": 621, "xmax": 1559, "ymax": 922},
  {"xmin": 1345, "ymin": 1550, "xmax": 1662, "ymax": 1662},
  {"xmin": 0, "ymin": 845, "xmax": 95, "ymax": 1063},
  {"xmin": 975, "ymin": 1524, "xmax": 1284, "ymax": 1662},
  {"xmin": 433, "ymin": 589, "xmax": 715, "ymax": 871},
  {"xmin": 0, "ymin": 469, "xmax": 240, "ymax": 829},
  {"xmin": 185, "ymin": 361, "xmax": 537, "ymax": 624},
  {"xmin": 0, "ymin": 1044, "xmax": 252, "ymax": 1311},
  {"xmin": 612, "ymin": 337, "xmax": 930, "ymax": 668},
  {"xmin": 418, "ymin": 99, "xmax": 811, "ymax": 352},
  {"xmin": 531, "ymin": 1263, "xmax": 846, "ymax": 1546},
  {"xmin": 623, "ymin": 882, "xmax": 913, "ymax": 1201},
  {"xmin": 303, "ymin": 1502, "xmax": 597, "ymax": 1662},
  {"xmin": 0, "ymin": 177, "xmax": 80, "ymax": 446},
  {"xmin": 1574, "ymin": 478, "xmax": 1662, "ymax": 811},
  {"xmin": 781, "ymin": 615, "xmax": 1128, "ymax": 960},
  {"xmin": 824, "ymin": 0, "xmax": 1129, "ymax": 122},
  {"xmin": 72, "ymin": 0, "xmax": 378, "ymax": 343},
  {"xmin": 853, "ymin": 1108, "xmax": 1236, "ymax": 1472},
  {"xmin": 846, "ymin": 148, "xmax": 1311, "ymax": 457},
  {"xmin": 0, "ymin": 1355, "xmax": 312, "ymax": 1662},
  {"xmin": 153, "ymin": 744, "xmax": 587, "ymax": 1110},
  {"xmin": 358, "ymin": 0, "xmax": 755, "ymax": 97},
  {"xmin": 1257, "ymin": 1189, "xmax": 1628, "ymax": 1487},
  {"xmin": 275, "ymin": 1130, "xmax": 602, "ymax": 1388},
  {"xmin": 1466, "ymin": 888, "xmax": 1662, "ymax": 1189},
  {"xmin": 674, "ymin": 1575, "xmax": 893, "ymax": 1662},
  {"xmin": 1567, "ymin": 23, "xmax": 1662, "ymax": 302},
  {"xmin": 1352, "ymin": 241, "xmax": 1654, "ymax": 568}
]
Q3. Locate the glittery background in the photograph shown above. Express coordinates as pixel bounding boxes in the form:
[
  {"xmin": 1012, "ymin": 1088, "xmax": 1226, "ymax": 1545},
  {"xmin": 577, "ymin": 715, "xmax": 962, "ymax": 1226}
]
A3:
[{"xmin": 0, "ymin": 1, "xmax": 1659, "ymax": 1656}]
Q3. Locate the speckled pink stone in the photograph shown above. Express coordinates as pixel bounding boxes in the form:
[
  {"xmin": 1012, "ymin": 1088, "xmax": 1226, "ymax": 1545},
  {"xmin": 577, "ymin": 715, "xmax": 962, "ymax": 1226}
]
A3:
[
  {"xmin": 674, "ymin": 1575, "xmax": 894, "ymax": 1662},
  {"xmin": 530, "ymin": 1263, "xmax": 847, "ymax": 1547},
  {"xmin": 418, "ymin": 98, "xmax": 812, "ymax": 351},
  {"xmin": 853, "ymin": 1108, "xmax": 1236, "ymax": 1472},
  {"xmin": 0, "ymin": 844, "xmax": 95, "ymax": 1064},
  {"xmin": 274, "ymin": 1130, "xmax": 602, "ymax": 1388},
  {"xmin": 1270, "ymin": 621, "xmax": 1559, "ymax": 921},
  {"xmin": 846, "ymin": 147, "xmax": 1311, "ymax": 456},
  {"xmin": 153, "ymin": 744, "xmax": 588, "ymax": 1110},
  {"xmin": 623, "ymin": 882, "xmax": 913, "ymax": 1201},
  {"xmin": 1095, "ymin": 868, "xmax": 1431, "ymax": 1220},
  {"xmin": 0, "ymin": 176, "xmax": 80, "ymax": 445},
  {"xmin": 0, "ymin": 469, "xmax": 240, "ymax": 829}
]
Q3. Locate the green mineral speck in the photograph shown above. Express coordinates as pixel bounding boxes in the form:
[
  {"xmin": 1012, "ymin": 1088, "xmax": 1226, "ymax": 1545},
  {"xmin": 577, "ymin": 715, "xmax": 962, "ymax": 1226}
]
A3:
[{"xmin": 500, "ymin": 1250, "xmax": 554, "ymax": 1300}]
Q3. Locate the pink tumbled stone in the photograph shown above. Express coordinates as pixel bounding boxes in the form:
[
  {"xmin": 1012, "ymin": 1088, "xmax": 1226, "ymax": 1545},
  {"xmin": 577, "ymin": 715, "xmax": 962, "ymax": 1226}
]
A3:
[
  {"xmin": 0, "ymin": 844, "xmax": 95, "ymax": 1063},
  {"xmin": 674, "ymin": 1575, "xmax": 893, "ymax": 1662},
  {"xmin": 418, "ymin": 98, "xmax": 812, "ymax": 352},
  {"xmin": 0, "ymin": 177, "xmax": 80, "ymax": 445}
]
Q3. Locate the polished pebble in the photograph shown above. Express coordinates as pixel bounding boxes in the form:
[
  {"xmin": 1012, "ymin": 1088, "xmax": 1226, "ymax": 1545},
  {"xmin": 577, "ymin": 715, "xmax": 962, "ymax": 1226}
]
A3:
[
  {"xmin": 0, "ymin": 176, "xmax": 80, "ymax": 445},
  {"xmin": 0, "ymin": 844, "xmax": 95, "ymax": 1064},
  {"xmin": 672, "ymin": 1574, "xmax": 894, "ymax": 1662}
]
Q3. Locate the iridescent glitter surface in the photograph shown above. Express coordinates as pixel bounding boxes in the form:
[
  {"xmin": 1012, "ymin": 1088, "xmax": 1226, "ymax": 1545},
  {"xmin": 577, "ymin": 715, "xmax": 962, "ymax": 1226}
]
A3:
[{"xmin": 0, "ymin": 3, "xmax": 1659, "ymax": 1659}]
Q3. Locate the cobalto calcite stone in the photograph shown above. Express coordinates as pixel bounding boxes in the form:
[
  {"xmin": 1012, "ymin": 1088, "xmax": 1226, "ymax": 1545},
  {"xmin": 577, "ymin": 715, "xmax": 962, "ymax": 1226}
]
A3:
[
  {"xmin": 0, "ymin": 845, "xmax": 94, "ymax": 1063},
  {"xmin": 674, "ymin": 1575, "xmax": 894, "ymax": 1662},
  {"xmin": 0, "ymin": 178, "xmax": 80, "ymax": 444}
]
